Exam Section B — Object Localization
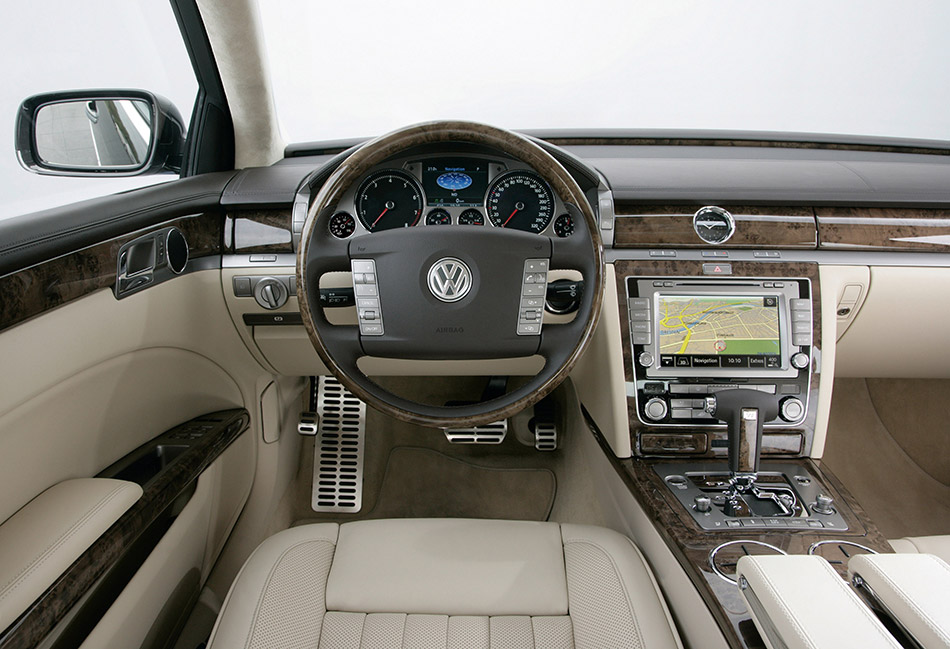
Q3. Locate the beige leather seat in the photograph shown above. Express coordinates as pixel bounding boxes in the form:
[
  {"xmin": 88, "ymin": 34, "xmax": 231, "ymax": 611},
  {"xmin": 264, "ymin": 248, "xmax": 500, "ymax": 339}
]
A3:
[
  {"xmin": 208, "ymin": 518, "xmax": 682, "ymax": 648},
  {"xmin": 890, "ymin": 534, "xmax": 950, "ymax": 563}
]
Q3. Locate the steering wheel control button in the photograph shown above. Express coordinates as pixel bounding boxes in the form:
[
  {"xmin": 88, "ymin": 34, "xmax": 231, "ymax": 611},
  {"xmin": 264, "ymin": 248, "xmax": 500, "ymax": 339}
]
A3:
[
  {"xmin": 351, "ymin": 259, "xmax": 385, "ymax": 335},
  {"xmin": 427, "ymin": 257, "xmax": 472, "ymax": 303},
  {"xmin": 518, "ymin": 259, "xmax": 550, "ymax": 335}
]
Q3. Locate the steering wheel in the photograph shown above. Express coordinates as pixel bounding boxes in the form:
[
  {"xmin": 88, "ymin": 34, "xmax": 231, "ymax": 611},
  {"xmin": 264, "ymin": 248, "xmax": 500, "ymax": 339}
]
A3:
[{"xmin": 297, "ymin": 121, "xmax": 604, "ymax": 428}]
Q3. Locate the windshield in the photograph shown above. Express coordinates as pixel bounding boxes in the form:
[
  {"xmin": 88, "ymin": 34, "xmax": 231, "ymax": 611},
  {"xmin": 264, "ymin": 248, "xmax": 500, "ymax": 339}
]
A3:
[{"xmin": 259, "ymin": 1, "xmax": 950, "ymax": 144}]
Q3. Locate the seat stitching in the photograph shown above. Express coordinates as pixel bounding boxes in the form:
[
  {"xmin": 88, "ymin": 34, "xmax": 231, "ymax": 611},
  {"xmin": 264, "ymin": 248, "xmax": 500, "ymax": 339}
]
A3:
[
  {"xmin": 0, "ymin": 484, "xmax": 131, "ymax": 601},
  {"xmin": 241, "ymin": 538, "xmax": 336, "ymax": 649},
  {"xmin": 860, "ymin": 557, "xmax": 950, "ymax": 644},
  {"xmin": 564, "ymin": 539, "xmax": 646, "ymax": 649}
]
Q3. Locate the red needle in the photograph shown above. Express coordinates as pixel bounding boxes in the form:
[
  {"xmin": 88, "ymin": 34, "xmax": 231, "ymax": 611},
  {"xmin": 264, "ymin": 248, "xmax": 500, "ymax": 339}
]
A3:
[
  {"xmin": 372, "ymin": 207, "xmax": 389, "ymax": 227},
  {"xmin": 502, "ymin": 207, "xmax": 520, "ymax": 227}
]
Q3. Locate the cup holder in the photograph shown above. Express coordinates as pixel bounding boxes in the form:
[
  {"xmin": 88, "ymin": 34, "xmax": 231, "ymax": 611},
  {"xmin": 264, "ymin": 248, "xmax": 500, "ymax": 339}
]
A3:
[
  {"xmin": 807, "ymin": 539, "xmax": 877, "ymax": 563},
  {"xmin": 709, "ymin": 540, "xmax": 787, "ymax": 584}
]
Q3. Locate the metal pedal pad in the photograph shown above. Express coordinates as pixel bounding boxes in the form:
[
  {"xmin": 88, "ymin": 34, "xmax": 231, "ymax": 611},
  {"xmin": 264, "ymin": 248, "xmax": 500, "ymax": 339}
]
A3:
[
  {"xmin": 533, "ymin": 421, "xmax": 557, "ymax": 451},
  {"xmin": 311, "ymin": 376, "xmax": 365, "ymax": 513},
  {"xmin": 297, "ymin": 411, "xmax": 318, "ymax": 435},
  {"xmin": 443, "ymin": 419, "xmax": 507, "ymax": 444}
]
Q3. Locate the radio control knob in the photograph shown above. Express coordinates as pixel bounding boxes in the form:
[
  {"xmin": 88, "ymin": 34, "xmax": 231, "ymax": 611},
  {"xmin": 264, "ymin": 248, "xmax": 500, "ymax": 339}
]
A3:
[
  {"xmin": 644, "ymin": 397, "xmax": 668, "ymax": 421},
  {"xmin": 790, "ymin": 352, "xmax": 810, "ymax": 370},
  {"xmin": 638, "ymin": 351, "xmax": 654, "ymax": 367},
  {"xmin": 780, "ymin": 397, "xmax": 805, "ymax": 422}
]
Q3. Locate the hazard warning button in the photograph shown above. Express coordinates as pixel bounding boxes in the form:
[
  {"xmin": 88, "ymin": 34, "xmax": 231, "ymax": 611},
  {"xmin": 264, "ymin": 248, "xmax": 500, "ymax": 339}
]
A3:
[{"xmin": 702, "ymin": 263, "xmax": 732, "ymax": 275}]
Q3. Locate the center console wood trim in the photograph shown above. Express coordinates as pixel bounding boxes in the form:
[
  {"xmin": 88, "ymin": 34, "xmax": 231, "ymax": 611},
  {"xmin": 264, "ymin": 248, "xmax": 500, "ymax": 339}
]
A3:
[{"xmin": 585, "ymin": 411, "xmax": 893, "ymax": 649}]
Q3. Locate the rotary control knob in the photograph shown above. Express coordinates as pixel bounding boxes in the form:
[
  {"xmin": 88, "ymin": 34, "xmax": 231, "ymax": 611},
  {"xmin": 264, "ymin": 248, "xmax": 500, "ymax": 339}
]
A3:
[
  {"xmin": 779, "ymin": 397, "xmax": 805, "ymax": 422},
  {"xmin": 254, "ymin": 277, "xmax": 289, "ymax": 310},
  {"xmin": 644, "ymin": 397, "xmax": 668, "ymax": 421},
  {"xmin": 814, "ymin": 493, "xmax": 835, "ymax": 515},
  {"xmin": 790, "ymin": 352, "xmax": 810, "ymax": 370},
  {"xmin": 638, "ymin": 351, "xmax": 654, "ymax": 368},
  {"xmin": 694, "ymin": 495, "xmax": 712, "ymax": 513}
]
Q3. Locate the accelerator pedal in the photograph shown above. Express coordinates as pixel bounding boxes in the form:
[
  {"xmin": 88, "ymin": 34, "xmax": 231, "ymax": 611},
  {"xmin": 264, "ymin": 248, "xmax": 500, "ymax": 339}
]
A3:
[{"xmin": 310, "ymin": 376, "xmax": 366, "ymax": 513}]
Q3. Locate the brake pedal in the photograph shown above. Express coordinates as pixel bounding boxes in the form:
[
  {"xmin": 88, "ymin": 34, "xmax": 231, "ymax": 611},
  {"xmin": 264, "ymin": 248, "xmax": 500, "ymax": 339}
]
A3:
[
  {"xmin": 443, "ymin": 420, "xmax": 508, "ymax": 444},
  {"xmin": 310, "ymin": 376, "xmax": 366, "ymax": 513}
]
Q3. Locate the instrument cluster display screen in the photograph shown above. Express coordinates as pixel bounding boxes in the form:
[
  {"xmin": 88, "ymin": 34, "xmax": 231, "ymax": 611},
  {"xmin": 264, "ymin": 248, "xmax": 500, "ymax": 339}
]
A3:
[
  {"xmin": 422, "ymin": 158, "xmax": 489, "ymax": 207},
  {"xmin": 656, "ymin": 294, "xmax": 781, "ymax": 369}
]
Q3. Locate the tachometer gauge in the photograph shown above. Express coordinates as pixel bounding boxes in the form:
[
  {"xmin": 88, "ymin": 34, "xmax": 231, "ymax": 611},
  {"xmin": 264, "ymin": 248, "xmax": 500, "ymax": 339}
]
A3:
[
  {"xmin": 356, "ymin": 170, "xmax": 424, "ymax": 232},
  {"xmin": 485, "ymin": 171, "xmax": 555, "ymax": 233}
]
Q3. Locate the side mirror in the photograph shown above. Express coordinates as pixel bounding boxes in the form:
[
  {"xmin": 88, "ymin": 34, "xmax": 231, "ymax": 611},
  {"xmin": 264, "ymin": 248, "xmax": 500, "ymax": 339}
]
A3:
[{"xmin": 15, "ymin": 89, "xmax": 185, "ymax": 177}]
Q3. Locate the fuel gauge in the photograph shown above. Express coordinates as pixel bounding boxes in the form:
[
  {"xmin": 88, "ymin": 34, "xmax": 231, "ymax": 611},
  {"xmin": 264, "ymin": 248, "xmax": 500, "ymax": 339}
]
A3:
[{"xmin": 458, "ymin": 209, "xmax": 484, "ymax": 226}]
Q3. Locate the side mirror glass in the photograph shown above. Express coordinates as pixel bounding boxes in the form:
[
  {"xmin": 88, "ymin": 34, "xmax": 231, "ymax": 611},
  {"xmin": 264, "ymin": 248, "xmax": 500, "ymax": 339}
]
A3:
[{"xmin": 16, "ymin": 90, "xmax": 185, "ymax": 177}]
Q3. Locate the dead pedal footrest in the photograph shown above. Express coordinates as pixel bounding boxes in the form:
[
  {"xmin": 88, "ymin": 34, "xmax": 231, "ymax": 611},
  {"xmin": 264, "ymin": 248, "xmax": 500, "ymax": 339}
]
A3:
[{"xmin": 311, "ymin": 376, "xmax": 366, "ymax": 513}]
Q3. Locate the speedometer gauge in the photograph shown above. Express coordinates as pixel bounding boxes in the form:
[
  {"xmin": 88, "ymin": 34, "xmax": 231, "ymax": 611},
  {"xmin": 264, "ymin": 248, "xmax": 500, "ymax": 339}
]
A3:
[
  {"xmin": 485, "ymin": 171, "xmax": 554, "ymax": 233},
  {"xmin": 356, "ymin": 170, "xmax": 424, "ymax": 232}
]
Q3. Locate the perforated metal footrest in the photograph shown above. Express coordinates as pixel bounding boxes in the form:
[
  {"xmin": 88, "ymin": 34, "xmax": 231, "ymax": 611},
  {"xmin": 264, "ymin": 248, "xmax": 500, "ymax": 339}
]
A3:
[
  {"xmin": 443, "ymin": 420, "xmax": 508, "ymax": 444},
  {"xmin": 311, "ymin": 376, "xmax": 365, "ymax": 512}
]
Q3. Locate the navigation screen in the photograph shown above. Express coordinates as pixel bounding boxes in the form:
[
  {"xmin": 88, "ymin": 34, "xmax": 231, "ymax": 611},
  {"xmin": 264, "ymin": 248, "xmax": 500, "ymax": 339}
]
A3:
[
  {"xmin": 422, "ymin": 158, "xmax": 489, "ymax": 207},
  {"xmin": 656, "ymin": 295, "xmax": 781, "ymax": 369}
]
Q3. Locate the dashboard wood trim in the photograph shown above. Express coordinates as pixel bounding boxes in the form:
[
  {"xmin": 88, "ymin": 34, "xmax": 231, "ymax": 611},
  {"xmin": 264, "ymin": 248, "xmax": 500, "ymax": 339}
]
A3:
[
  {"xmin": 0, "ymin": 213, "xmax": 222, "ymax": 334},
  {"xmin": 816, "ymin": 207, "xmax": 950, "ymax": 251},
  {"xmin": 613, "ymin": 205, "xmax": 818, "ymax": 249},
  {"xmin": 225, "ymin": 209, "xmax": 294, "ymax": 254}
]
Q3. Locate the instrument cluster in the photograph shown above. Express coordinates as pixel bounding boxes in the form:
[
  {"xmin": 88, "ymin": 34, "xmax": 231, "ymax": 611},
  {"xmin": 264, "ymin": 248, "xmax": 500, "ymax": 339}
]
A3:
[{"xmin": 327, "ymin": 155, "xmax": 575, "ymax": 239}]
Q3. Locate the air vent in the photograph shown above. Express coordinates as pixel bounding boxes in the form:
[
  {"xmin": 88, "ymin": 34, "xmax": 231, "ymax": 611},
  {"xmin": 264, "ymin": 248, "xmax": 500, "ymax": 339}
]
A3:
[{"xmin": 311, "ymin": 376, "xmax": 365, "ymax": 512}]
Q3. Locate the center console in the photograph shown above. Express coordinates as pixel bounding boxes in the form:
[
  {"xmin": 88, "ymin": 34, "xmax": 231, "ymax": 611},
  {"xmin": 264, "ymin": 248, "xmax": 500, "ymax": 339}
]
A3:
[
  {"xmin": 628, "ymin": 275, "xmax": 814, "ymax": 456},
  {"xmin": 608, "ymin": 256, "xmax": 892, "ymax": 649}
]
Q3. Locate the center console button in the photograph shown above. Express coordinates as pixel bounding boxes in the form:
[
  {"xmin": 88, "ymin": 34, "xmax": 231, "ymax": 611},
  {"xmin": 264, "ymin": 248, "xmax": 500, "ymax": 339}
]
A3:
[
  {"xmin": 690, "ymin": 384, "xmax": 709, "ymax": 394},
  {"xmin": 638, "ymin": 352, "xmax": 654, "ymax": 367},
  {"xmin": 692, "ymin": 355, "xmax": 720, "ymax": 367},
  {"xmin": 670, "ymin": 399, "xmax": 693, "ymax": 409},
  {"xmin": 629, "ymin": 298, "xmax": 650, "ymax": 309},
  {"xmin": 675, "ymin": 356, "xmax": 691, "ymax": 367},
  {"xmin": 660, "ymin": 355, "xmax": 675, "ymax": 367},
  {"xmin": 670, "ymin": 408, "xmax": 692, "ymax": 419},
  {"xmin": 749, "ymin": 356, "xmax": 766, "ymax": 368},
  {"xmin": 669, "ymin": 384, "xmax": 690, "ymax": 395}
]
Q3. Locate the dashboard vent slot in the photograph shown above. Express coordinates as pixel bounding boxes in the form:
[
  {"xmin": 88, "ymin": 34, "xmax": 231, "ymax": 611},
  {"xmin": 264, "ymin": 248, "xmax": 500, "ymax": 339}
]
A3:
[{"xmin": 311, "ymin": 376, "xmax": 365, "ymax": 512}]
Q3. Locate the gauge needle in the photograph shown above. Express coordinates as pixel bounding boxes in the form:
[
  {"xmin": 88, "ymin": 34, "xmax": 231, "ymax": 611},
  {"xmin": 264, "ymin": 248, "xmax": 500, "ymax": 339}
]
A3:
[
  {"xmin": 502, "ymin": 207, "xmax": 520, "ymax": 227},
  {"xmin": 372, "ymin": 208, "xmax": 389, "ymax": 227}
]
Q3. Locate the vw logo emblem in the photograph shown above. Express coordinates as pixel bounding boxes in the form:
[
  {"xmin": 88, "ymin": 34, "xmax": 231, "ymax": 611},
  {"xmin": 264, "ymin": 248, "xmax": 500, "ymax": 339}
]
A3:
[{"xmin": 427, "ymin": 257, "xmax": 472, "ymax": 303}]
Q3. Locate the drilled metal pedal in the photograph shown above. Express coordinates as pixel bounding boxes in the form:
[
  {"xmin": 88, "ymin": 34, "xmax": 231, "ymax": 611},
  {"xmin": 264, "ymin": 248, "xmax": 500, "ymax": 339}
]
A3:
[
  {"xmin": 533, "ymin": 421, "xmax": 557, "ymax": 451},
  {"xmin": 443, "ymin": 420, "xmax": 507, "ymax": 444},
  {"xmin": 297, "ymin": 411, "xmax": 318, "ymax": 436},
  {"xmin": 311, "ymin": 376, "xmax": 365, "ymax": 512}
]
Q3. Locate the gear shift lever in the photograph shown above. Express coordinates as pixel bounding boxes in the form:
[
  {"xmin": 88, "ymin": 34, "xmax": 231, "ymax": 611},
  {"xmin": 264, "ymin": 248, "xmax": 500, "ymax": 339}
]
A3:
[{"xmin": 705, "ymin": 389, "xmax": 779, "ymax": 491}]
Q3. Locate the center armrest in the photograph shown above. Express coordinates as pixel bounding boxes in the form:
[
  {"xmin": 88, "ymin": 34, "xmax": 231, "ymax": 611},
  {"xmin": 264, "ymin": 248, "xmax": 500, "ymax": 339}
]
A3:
[
  {"xmin": 736, "ymin": 554, "xmax": 901, "ymax": 649},
  {"xmin": 850, "ymin": 553, "xmax": 950, "ymax": 649}
]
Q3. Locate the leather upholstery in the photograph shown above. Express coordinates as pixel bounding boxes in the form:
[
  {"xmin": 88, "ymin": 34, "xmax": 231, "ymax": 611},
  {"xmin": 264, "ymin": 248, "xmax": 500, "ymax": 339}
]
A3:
[
  {"xmin": 207, "ymin": 519, "xmax": 682, "ymax": 649},
  {"xmin": 736, "ymin": 555, "xmax": 901, "ymax": 649},
  {"xmin": 889, "ymin": 535, "xmax": 950, "ymax": 563},
  {"xmin": 0, "ymin": 478, "xmax": 142, "ymax": 631},
  {"xmin": 850, "ymin": 553, "xmax": 950, "ymax": 649}
]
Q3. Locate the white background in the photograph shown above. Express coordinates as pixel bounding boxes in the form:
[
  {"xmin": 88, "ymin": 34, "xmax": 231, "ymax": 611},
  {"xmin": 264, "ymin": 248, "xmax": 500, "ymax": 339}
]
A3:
[{"xmin": 2, "ymin": 1, "xmax": 949, "ymax": 220}]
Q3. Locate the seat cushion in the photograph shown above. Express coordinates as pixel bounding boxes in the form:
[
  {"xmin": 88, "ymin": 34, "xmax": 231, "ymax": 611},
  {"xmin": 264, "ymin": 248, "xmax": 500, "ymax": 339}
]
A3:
[
  {"xmin": 207, "ymin": 519, "xmax": 681, "ymax": 649},
  {"xmin": 890, "ymin": 535, "xmax": 950, "ymax": 563}
]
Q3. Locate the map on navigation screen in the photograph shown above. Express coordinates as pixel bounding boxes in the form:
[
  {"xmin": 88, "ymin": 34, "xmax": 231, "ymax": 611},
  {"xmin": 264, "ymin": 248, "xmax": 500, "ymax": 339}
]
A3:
[{"xmin": 657, "ymin": 295, "xmax": 780, "ymax": 356}]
